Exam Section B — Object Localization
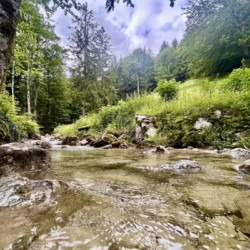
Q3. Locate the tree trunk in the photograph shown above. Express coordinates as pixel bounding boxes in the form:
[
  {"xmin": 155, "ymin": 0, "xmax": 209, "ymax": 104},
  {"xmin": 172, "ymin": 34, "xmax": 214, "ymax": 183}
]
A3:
[
  {"xmin": 0, "ymin": 0, "xmax": 22, "ymax": 92},
  {"xmin": 34, "ymin": 81, "xmax": 39, "ymax": 118},
  {"xmin": 27, "ymin": 60, "xmax": 32, "ymax": 114},
  {"xmin": 137, "ymin": 75, "xmax": 140, "ymax": 95},
  {"xmin": 11, "ymin": 60, "xmax": 15, "ymax": 105}
]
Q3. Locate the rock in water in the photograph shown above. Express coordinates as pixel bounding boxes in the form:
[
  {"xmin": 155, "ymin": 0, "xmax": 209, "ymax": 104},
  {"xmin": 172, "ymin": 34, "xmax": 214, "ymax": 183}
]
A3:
[
  {"xmin": 160, "ymin": 160, "xmax": 201, "ymax": 174},
  {"xmin": 0, "ymin": 143, "xmax": 51, "ymax": 176},
  {"xmin": 62, "ymin": 136, "xmax": 79, "ymax": 146},
  {"xmin": 234, "ymin": 159, "xmax": 250, "ymax": 174},
  {"xmin": 0, "ymin": 174, "xmax": 68, "ymax": 207},
  {"xmin": 230, "ymin": 148, "xmax": 250, "ymax": 159}
]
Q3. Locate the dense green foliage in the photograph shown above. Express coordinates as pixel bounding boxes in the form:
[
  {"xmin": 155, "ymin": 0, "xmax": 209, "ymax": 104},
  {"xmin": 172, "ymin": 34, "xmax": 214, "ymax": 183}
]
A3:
[
  {"xmin": 116, "ymin": 48, "xmax": 155, "ymax": 97},
  {"xmin": 55, "ymin": 69, "xmax": 250, "ymax": 149},
  {"xmin": 2, "ymin": 0, "xmax": 250, "ymax": 147},
  {"xmin": 155, "ymin": 79, "xmax": 179, "ymax": 101},
  {"xmin": 0, "ymin": 94, "xmax": 39, "ymax": 142}
]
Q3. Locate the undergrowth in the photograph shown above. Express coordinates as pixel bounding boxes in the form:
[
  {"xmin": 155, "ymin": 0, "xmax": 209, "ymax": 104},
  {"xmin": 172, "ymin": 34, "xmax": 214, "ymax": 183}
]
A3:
[{"xmin": 55, "ymin": 68, "xmax": 250, "ymax": 149}]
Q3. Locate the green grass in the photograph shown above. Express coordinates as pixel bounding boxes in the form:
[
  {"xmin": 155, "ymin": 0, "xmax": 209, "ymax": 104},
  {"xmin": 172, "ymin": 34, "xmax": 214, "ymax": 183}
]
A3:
[{"xmin": 54, "ymin": 75, "xmax": 250, "ymax": 149}]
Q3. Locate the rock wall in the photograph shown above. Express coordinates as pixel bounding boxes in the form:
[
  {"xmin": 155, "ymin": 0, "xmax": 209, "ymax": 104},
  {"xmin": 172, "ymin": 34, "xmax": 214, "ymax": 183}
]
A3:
[{"xmin": 0, "ymin": 0, "xmax": 21, "ymax": 91}]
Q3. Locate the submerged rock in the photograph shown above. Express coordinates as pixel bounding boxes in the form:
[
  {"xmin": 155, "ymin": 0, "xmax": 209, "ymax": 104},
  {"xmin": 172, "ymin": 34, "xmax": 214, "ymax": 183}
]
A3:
[
  {"xmin": 160, "ymin": 160, "xmax": 201, "ymax": 174},
  {"xmin": 145, "ymin": 146, "xmax": 169, "ymax": 154},
  {"xmin": 0, "ymin": 174, "xmax": 68, "ymax": 207},
  {"xmin": 0, "ymin": 143, "xmax": 51, "ymax": 176},
  {"xmin": 234, "ymin": 159, "xmax": 250, "ymax": 174}
]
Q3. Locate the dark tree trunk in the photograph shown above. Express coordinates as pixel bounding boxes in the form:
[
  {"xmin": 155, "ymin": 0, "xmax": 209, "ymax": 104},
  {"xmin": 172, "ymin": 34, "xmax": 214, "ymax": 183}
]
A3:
[{"xmin": 0, "ymin": 0, "xmax": 21, "ymax": 92}]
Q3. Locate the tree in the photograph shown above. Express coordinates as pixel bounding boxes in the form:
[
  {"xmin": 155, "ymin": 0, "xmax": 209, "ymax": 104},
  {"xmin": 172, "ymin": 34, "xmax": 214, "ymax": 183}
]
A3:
[
  {"xmin": 0, "ymin": 0, "xmax": 177, "ymax": 92},
  {"xmin": 155, "ymin": 46, "xmax": 188, "ymax": 82},
  {"xmin": 0, "ymin": 0, "xmax": 22, "ymax": 92},
  {"xmin": 69, "ymin": 2, "xmax": 117, "ymax": 114},
  {"xmin": 181, "ymin": 0, "xmax": 250, "ymax": 76},
  {"xmin": 116, "ymin": 48, "xmax": 155, "ymax": 97}
]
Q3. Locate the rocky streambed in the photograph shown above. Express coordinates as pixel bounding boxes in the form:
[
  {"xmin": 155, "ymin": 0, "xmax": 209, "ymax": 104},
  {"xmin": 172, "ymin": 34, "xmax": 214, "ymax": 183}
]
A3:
[{"xmin": 0, "ymin": 142, "xmax": 250, "ymax": 249}]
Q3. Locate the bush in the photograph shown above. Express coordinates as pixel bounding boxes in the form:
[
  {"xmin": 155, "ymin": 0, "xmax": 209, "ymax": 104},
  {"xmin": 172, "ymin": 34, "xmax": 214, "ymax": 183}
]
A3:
[
  {"xmin": 0, "ymin": 94, "xmax": 39, "ymax": 141},
  {"xmin": 225, "ymin": 67, "xmax": 250, "ymax": 92},
  {"xmin": 155, "ymin": 79, "xmax": 179, "ymax": 101}
]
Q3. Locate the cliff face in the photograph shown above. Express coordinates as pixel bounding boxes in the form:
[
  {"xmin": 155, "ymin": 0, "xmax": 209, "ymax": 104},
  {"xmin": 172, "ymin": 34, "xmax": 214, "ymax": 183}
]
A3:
[{"xmin": 0, "ymin": 0, "xmax": 21, "ymax": 92}]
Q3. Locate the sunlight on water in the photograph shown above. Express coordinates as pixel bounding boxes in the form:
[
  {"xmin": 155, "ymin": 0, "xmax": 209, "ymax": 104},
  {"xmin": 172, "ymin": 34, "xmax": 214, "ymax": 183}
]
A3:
[{"xmin": 1, "ymin": 148, "xmax": 250, "ymax": 249}]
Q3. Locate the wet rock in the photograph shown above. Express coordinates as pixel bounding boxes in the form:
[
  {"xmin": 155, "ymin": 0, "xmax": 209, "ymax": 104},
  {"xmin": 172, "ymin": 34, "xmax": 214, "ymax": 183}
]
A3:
[
  {"xmin": 234, "ymin": 196, "xmax": 250, "ymax": 235},
  {"xmin": 81, "ymin": 134, "xmax": 96, "ymax": 146},
  {"xmin": 102, "ymin": 144, "xmax": 113, "ymax": 149},
  {"xmin": 62, "ymin": 136, "xmax": 79, "ymax": 146},
  {"xmin": 135, "ymin": 115, "xmax": 157, "ymax": 142},
  {"xmin": 146, "ymin": 146, "xmax": 169, "ymax": 154},
  {"xmin": 111, "ymin": 141, "xmax": 129, "ymax": 149},
  {"xmin": 234, "ymin": 159, "xmax": 250, "ymax": 174},
  {"xmin": 28, "ymin": 132, "xmax": 41, "ymax": 140},
  {"xmin": 34, "ymin": 140, "xmax": 52, "ymax": 149},
  {"xmin": 230, "ymin": 148, "xmax": 250, "ymax": 159},
  {"xmin": 0, "ymin": 174, "xmax": 68, "ymax": 207},
  {"xmin": 160, "ymin": 160, "xmax": 201, "ymax": 174},
  {"xmin": 186, "ymin": 184, "xmax": 242, "ymax": 215},
  {"xmin": 94, "ymin": 133, "xmax": 118, "ymax": 148},
  {"xmin": 79, "ymin": 139, "xmax": 88, "ymax": 146},
  {"xmin": 0, "ymin": 143, "xmax": 51, "ymax": 176}
]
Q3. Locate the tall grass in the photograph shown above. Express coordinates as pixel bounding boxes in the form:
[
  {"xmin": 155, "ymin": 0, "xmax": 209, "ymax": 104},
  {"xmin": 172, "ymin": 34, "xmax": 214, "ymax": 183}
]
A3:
[{"xmin": 54, "ymin": 76, "xmax": 250, "ymax": 145}]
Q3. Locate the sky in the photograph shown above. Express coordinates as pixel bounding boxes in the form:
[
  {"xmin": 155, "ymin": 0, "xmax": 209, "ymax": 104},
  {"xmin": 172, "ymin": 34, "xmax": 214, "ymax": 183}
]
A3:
[{"xmin": 53, "ymin": 0, "xmax": 188, "ymax": 58}]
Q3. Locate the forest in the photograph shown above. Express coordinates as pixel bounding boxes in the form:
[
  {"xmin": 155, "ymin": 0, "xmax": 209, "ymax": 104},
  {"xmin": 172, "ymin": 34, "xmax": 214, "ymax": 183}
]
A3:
[{"xmin": 1, "ymin": 0, "xmax": 250, "ymax": 149}]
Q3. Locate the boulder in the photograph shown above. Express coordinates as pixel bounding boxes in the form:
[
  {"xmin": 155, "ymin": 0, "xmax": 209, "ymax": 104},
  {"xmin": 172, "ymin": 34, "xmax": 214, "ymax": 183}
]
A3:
[
  {"xmin": 160, "ymin": 160, "xmax": 201, "ymax": 174},
  {"xmin": 234, "ymin": 159, "xmax": 250, "ymax": 174},
  {"xmin": 0, "ymin": 143, "xmax": 51, "ymax": 176},
  {"xmin": 230, "ymin": 148, "xmax": 250, "ymax": 159},
  {"xmin": 34, "ymin": 140, "xmax": 52, "ymax": 149},
  {"xmin": 94, "ymin": 133, "xmax": 118, "ymax": 148},
  {"xmin": 0, "ymin": 174, "xmax": 68, "ymax": 207},
  {"xmin": 62, "ymin": 136, "xmax": 79, "ymax": 146},
  {"xmin": 135, "ymin": 115, "xmax": 157, "ymax": 142},
  {"xmin": 79, "ymin": 139, "xmax": 89, "ymax": 146},
  {"xmin": 81, "ymin": 134, "xmax": 96, "ymax": 145}
]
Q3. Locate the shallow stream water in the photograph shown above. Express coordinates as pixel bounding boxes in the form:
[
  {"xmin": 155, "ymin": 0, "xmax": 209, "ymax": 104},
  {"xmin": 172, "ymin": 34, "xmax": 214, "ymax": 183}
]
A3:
[{"xmin": 1, "ymin": 148, "xmax": 250, "ymax": 249}]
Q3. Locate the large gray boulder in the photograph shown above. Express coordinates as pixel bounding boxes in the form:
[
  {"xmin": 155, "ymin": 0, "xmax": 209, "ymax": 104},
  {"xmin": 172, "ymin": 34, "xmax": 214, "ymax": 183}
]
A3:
[
  {"xmin": 230, "ymin": 148, "xmax": 250, "ymax": 159},
  {"xmin": 0, "ymin": 143, "xmax": 51, "ymax": 176},
  {"xmin": 0, "ymin": 174, "xmax": 68, "ymax": 207},
  {"xmin": 135, "ymin": 115, "xmax": 157, "ymax": 142}
]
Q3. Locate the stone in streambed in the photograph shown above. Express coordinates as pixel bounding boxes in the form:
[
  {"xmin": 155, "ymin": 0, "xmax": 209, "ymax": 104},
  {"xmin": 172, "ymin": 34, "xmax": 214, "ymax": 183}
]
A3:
[
  {"xmin": 0, "ymin": 143, "xmax": 51, "ymax": 176},
  {"xmin": 160, "ymin": 160, "xmax": 201, "ymax": 174},
  {"xmin": 234, "ymin": 159, "xmax": 250, "ymax": 174}
]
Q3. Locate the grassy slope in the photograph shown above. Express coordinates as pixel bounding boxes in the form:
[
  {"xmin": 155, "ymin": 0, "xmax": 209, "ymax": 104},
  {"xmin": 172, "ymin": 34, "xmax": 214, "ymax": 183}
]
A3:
[{"xmin": 54, "ymin": 77, "xmax": 250, "ymax": 149}]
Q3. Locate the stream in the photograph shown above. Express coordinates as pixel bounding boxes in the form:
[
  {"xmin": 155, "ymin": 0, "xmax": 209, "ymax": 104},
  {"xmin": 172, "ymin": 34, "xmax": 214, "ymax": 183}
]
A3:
[{"xmin": 1, "ymin": 148, "xmax": 250, "ymax": 249}]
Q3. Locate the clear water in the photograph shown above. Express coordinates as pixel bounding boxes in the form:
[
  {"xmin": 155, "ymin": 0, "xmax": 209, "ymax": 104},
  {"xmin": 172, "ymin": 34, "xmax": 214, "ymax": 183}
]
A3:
[{"xmin": 1, "ymin": 148, "xmax": 250, "ymax": 249}]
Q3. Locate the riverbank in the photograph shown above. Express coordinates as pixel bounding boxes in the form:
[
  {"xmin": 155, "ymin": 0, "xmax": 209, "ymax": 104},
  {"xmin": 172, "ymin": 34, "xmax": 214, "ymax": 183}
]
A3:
[{"xmin": 54, "ymin": 74, "xmax": 250, "ymax": 150}]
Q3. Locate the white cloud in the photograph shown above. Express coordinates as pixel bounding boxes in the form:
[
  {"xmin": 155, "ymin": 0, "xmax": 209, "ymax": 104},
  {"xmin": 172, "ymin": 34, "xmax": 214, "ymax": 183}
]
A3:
[{"xmin": 53, "ymin": 0, "xmax": 188, "ymax": 57}]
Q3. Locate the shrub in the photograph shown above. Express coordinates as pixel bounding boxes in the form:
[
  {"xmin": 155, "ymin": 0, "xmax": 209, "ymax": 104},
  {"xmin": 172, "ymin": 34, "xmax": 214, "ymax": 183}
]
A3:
[
  {"xmin": 225, "ymin": 67, "xmax": 250, "ymax": 92},
  {"xmin": 155, "ymin": 79, "xmax": 179, "ymax": 101}
]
